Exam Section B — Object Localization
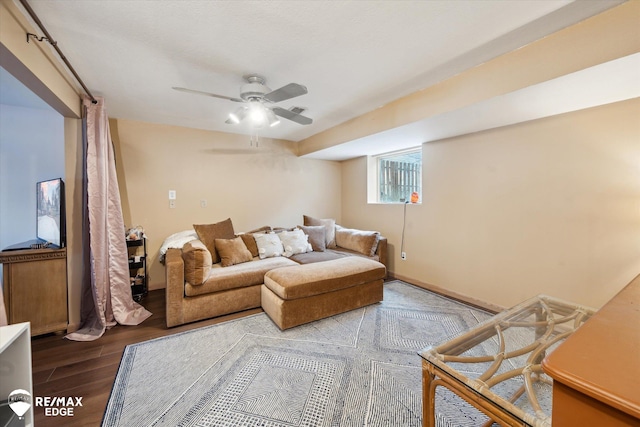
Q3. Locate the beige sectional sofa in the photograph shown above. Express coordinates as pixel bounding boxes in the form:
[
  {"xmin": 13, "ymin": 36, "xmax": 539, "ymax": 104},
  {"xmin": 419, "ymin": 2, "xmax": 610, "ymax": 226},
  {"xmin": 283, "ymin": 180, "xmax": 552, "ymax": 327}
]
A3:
[{"xmin": 164, "ymin": 216, "xmax": 387, "ymax": 328}]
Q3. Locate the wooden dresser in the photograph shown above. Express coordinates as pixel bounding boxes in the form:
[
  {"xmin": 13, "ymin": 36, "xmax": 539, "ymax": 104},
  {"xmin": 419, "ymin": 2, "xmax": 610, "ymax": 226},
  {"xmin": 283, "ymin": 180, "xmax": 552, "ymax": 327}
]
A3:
[
  {"xmin": 542, "ymin": 274, "xmax": 640, "ymax": 426},
  {"xmin": 0, "ymin": 247, "xmax": 68, "ymax": 336}
]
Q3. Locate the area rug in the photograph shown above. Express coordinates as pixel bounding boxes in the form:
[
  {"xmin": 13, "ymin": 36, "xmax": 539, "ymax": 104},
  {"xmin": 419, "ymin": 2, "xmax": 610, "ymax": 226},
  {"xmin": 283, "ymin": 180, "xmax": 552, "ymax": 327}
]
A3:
[{"xmin": 103, "ymin": 281, "xmax": 515, "ymax": 426}]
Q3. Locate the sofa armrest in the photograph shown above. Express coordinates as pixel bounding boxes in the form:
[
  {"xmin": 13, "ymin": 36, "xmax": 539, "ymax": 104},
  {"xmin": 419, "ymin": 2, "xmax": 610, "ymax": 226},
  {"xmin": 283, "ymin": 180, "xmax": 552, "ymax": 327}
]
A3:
[
  {"xmin": 376, "ymin": 237, "xmax": 388, "ymax": 271},
  {"xmin": 165, "ymin": 248, "xmax": 185, "ymax": 327}
]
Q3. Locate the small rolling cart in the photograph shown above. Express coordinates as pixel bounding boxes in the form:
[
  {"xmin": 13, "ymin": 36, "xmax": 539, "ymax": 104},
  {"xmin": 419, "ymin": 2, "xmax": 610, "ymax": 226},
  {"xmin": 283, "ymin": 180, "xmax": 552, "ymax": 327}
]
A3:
[{"xmin": 126, "ymin": 226, "xmax": 147, "ymax": 301}]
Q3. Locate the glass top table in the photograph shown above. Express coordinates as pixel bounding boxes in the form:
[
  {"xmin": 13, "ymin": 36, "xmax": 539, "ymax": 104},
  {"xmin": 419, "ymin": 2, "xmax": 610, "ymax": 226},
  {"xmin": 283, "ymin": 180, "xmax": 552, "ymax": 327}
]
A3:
[{"xmin": 419, "ymin": 295, "xmax": 595, "ymax": 427}]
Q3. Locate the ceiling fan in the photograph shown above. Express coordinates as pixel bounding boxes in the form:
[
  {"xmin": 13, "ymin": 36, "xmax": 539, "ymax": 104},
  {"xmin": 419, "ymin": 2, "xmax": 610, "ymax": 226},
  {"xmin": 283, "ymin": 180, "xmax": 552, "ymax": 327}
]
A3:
[{"xmin": 173, "ymin": 74, "xmax": 312, "ymax": 127}]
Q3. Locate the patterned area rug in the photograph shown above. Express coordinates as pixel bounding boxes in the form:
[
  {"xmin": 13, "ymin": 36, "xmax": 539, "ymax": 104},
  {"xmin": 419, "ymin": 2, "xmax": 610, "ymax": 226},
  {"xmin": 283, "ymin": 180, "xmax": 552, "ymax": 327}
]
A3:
[{"xmin": 103, "ymin": 281, "xmax": 503, "ymax": 426}]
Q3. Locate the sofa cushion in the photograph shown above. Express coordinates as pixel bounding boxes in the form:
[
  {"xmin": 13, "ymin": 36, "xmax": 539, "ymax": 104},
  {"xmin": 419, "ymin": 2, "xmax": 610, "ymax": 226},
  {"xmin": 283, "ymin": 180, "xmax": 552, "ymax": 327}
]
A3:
[
  {"xmin": 289, "ymin": 249, "xmax": 348, "ymax": 265},
  {"xmin": 331, "ymin": 247, "xmax": 381, "ymax": 263},
  {"xmin": 264, "ymin": 257, "xmax": 386, "ymax": 300},
  {"xmin": 185, "ymin": 256, "xmax": 298, "ymax": 296},
  {"xmin": 335, "ymin": 225, "xmax": 380, "ymax": 257},
  {"xmin": 303, "ymin": 215, "xmax": 336, "ymax": 248},
  {"xmin": 215, "ymin": 236, "xmax": 253, "ymax": 267},
  {"xmin": 298, "ymin": 225, "xmax": 326, "ymax": 252},
  {"xmin": 279, "ymin": 229, "xmax": 312, "ymax": 257},
  {"xmin": 182, "ymin": 239, "xmax": 212, "ymax": 285},
  {"xmin": 194, "ymin": 218, "xmax": 235, "ymax": 264}
]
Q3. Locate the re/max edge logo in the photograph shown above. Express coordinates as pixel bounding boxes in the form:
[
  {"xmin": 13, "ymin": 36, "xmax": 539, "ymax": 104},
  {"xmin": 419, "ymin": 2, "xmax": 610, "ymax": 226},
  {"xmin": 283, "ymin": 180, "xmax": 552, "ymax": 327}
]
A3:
[{"xmin": 35, "ymin": 396, "xmax": 83, "ymax": 417}]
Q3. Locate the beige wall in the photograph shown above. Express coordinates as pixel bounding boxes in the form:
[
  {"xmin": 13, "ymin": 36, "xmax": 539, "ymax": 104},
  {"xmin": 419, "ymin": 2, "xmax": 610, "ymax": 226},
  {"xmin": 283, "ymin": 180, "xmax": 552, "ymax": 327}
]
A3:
[
  {"xmin": 64, "ymin": 117, "xmax": 83, "ymax": 330},
  {"xmin": 110, "ymin": 119, "xmax": 342, "ymax": 290},
  {"xmin": 342, "ymin": 98, "xmax": 640, "ymax": 309}
]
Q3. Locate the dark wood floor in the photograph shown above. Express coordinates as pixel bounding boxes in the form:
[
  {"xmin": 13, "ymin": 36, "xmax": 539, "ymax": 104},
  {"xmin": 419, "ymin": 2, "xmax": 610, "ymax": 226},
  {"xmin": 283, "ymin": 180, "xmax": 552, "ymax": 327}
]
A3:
[{"xmin": 30, "ymin": 289, "xmax": 262, "ymax": 427}]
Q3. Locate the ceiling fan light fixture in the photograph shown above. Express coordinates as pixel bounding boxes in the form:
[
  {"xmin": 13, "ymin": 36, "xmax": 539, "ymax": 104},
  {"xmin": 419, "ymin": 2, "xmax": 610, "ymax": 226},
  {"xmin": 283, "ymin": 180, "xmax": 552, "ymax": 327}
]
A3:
[
  {"xmin": 228, "ymin": 106, "xmax": 246, "ymax": 124},
  {"xmin": 248, "ymin": 101, "xmax": 267, "ymax": 127}
]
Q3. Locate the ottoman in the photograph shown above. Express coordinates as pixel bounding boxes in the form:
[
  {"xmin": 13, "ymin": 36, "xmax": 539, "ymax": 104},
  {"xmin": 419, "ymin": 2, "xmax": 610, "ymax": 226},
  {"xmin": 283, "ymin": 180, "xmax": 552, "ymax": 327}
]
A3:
[{"xmin": 261, "ymin": 257, "xmax": 386, "ymax": 330}]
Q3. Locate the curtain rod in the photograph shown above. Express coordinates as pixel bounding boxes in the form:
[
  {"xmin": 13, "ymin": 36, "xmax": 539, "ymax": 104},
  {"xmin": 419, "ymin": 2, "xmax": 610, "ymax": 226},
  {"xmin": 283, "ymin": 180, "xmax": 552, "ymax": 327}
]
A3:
[{"xmin": 19, "ymin": 0, "xmax": 98, "ymax": 104}]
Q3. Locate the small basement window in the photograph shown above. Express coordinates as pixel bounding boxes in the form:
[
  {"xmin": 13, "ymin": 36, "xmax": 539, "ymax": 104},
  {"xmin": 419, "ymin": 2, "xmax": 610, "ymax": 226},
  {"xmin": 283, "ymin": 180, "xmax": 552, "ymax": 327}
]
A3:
[{"xmin": 368, "ymin": 148, "xmax": 422, "ymax": 204}]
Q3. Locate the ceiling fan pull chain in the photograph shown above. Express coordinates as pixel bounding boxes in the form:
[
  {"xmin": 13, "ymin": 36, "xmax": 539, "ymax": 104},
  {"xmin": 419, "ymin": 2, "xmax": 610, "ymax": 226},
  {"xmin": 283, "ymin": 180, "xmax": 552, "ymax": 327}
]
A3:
[{"xmin": 250, "ymin": 132, "xmax": 260, "ymax": 147}]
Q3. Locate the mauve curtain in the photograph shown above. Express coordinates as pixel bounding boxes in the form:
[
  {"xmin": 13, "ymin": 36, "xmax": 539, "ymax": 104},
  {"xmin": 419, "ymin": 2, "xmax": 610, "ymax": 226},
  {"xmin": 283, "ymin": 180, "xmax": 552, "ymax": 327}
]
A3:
[{"xmin": 66, "ymin": 97, "xmax": 151, "ymax": 341}]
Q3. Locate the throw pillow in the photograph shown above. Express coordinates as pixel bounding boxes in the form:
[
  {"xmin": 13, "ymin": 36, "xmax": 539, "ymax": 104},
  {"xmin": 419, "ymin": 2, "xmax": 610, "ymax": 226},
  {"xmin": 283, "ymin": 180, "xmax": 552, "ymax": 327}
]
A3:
[
  {"xmin": 238, "ymin": 234, "xmax": 259, "ymax": 258},
  {"xmin": 181, "ymin": 239, "xmax": 212, "ymax": 285},
  {"xmin": 214, "ymin": 236, "xmax": 253, "ymax": 267},
  {"xmin": 298, "ymin": 225, "xmax": 326, "ymax": 252},
  {"xmin": 272, "ymin": 226, "xmax": 296, "ymax": 233},
  {"xmin": 237, "ymin": 226, "xmax": 271, "ymax": 258},
  {"xmin": 303, "ymin": 214, "xmax": 336, "ymax": 248},
  {"xmin": 253, "ymin": 232, "xmax": 284, "ymax": 259},
  {"xmin": 278, "ymin": 229, "xmax": 312, "ymax": 257},
  {"xmin": 193, "ymin": 218, "xmax": 235, "ymax": 264},
  {"xmin": 335, "ymin": 225, "xmax": 380, "ymax": 257}
]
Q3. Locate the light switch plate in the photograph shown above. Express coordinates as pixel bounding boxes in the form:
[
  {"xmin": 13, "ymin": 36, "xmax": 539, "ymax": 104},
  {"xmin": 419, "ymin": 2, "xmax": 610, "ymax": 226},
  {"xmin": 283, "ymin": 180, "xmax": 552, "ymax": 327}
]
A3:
[{"xmin": 168, "ymin": 190, "xmax": 176, "ymax": 200}]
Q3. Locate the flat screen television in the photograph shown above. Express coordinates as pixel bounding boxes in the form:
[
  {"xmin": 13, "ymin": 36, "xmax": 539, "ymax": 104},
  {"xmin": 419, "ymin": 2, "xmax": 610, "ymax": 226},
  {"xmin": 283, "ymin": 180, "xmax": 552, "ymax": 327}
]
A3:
[
  {"xmin": 2, "ymin": 178, "xmax": 66, "ymax": 251},
  {"xmin": 36, "ymin": 178, "xmax": 66, "ymax": 248}
]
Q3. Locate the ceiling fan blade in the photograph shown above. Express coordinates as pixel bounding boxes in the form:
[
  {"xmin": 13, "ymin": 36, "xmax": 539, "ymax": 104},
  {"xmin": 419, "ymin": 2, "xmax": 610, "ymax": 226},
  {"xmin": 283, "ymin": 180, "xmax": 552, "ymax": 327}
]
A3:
[
  {"xmin": 172, "ymin": 87, "xmax": 243, "ymax": 102},
  {"xmin": 263, "ymin": 83, "xmax": 308, "ymax": 103},
  {"xmin": 272, "ymin": 107, "xmax": 313, "ymax": 125}
]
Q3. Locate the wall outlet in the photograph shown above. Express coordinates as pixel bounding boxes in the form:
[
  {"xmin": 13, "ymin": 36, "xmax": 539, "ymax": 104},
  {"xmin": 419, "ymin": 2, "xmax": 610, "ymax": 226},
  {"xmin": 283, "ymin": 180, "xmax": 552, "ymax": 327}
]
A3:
[
  {"xmin": 168, "ymin": 190, "xmax": 176, "ymax": 200},
  {"xmin": 401, "ymin": 252, "xmax": 407, "ymax": 260},
  {"xmin": 169, "ymin": 200, "xmax": 176, "ymax": 209},
  {"xmin": 200, "ymin": 199, "xmax": 207, "ymax": 208}
]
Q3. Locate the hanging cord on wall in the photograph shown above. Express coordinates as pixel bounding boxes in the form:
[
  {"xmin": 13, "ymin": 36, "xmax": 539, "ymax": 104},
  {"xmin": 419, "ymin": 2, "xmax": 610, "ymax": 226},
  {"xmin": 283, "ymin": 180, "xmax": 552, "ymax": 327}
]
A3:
[
  {"xmin": 400, "ymin": 200, "xmax": 409, "ymax": 254},
  {"xmin": 19, "ymin": 0, "xmax": 98, "ymax": 104}
]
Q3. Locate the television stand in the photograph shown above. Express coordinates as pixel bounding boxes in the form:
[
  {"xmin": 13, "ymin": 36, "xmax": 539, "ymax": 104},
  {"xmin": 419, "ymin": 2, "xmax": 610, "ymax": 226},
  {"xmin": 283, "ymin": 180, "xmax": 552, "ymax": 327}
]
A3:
[{"xmin": 0, "ymin": 247, "xmax": 68, "ymax": 336}]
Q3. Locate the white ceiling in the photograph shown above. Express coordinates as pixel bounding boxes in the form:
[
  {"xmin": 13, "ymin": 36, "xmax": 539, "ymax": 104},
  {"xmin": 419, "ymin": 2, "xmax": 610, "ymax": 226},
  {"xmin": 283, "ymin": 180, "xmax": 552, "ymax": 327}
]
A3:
[{"xmin": 12, "ymin": 0, "xmax": 629, "ymax": 158}]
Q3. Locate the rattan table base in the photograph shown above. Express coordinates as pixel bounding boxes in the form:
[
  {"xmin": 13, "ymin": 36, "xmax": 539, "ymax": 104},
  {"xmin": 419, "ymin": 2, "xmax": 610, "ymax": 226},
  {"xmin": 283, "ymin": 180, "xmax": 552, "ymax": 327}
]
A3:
[{"xmin": 419, "ymin": 295, "xmax": 595, "ymax": 427}]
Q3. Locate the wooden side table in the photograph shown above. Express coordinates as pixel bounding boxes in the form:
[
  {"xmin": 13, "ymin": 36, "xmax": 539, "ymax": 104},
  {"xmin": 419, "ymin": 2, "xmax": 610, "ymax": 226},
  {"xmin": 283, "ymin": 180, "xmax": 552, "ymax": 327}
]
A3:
[{"xmin": 0, "ymin": 248, "xmax": 68, "ymax": 336}]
